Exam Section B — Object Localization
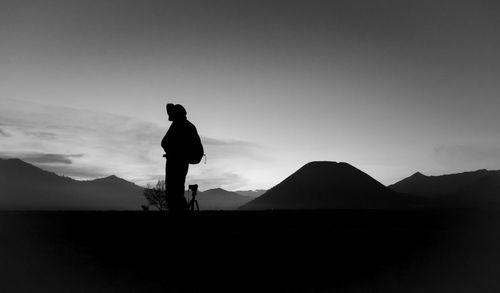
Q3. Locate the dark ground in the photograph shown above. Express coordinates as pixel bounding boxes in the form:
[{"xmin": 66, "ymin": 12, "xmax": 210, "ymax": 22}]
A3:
[{"xmin": 1, "ymin": 209, "xmax": 500, "ymax": 292}]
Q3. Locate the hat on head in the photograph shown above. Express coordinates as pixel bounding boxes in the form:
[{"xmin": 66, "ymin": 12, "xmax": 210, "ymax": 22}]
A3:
[
  {"xmin": 174, "ymin": 104, "xmax": 187, "ymax": 117},
  {"xmin": 166, "ymin": 103, "xmax": 175, "ymax": 116}
]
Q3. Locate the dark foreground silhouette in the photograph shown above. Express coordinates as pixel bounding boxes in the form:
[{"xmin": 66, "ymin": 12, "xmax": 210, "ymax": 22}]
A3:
[
  {"xmin": 161, "ymin": 103, "xmax": 203, "ymax": 212},
  {"xmin": 2, "ymin": 209, "xmax": 500, "ymax": 292}
]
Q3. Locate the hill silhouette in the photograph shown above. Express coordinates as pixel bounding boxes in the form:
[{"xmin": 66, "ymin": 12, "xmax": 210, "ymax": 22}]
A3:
[
  {"xmin": 0, "ymin": 158, "xmax": 146, "ymax": 210},
  {"xmin": 241, "ymin": 161, "xmax": 418, "ymax": 210},
  {"xmin": 196, "ymin": 188, "xmax": 253, "ymax": 210},
  {"xmin": 235, "ymin": 189, "xmax": 267, "ymax": 198},
  {"xmin": 389, "ymin": 169, "xmax": 500, "ymax": 207},
  {"xmin": 0, "ymin": 158, "xmax": 255, "ymax": 210}
]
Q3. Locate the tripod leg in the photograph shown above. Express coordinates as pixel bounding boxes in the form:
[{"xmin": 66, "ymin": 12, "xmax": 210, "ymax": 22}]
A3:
[
  {"xmin": 195, "ymin": 200, "xmax": 199, "ymax": 211},
  {"xmin": 188, "ymin": 199, "xmax": 194, "ymax": 212}
]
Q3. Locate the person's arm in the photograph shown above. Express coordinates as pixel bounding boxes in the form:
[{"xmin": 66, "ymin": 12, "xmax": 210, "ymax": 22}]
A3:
[{"xmin": 161, "ymin": 132, "xmax": 169, "ymax": 156}]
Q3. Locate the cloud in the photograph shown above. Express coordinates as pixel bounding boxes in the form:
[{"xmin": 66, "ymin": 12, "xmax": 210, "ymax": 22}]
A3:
[
  {"xmin": 25, "ymin": 131, "xmax": 57, "ymax": 140},
  {"xmin": 0, "ymin": 152, "xmax": 112, "ymax": 179},
  {"xmin": 202, "ymin": 137, "xmax": 259, "ymax": 148},
  {"xmin": 0, "ymin": 99, "xmax": 265, "ymax": 188},
  {"xmin": 36, "ymin": 164, "xmax": 110, "ymax": 179},
  {"xmin": 201, "ymin": 136, "xmax": 267, "ymax": 162},
  {"xmin": 0, "ymin": 128, "xmax": 11, "ymax": 137},
  {"xmin": 18, "ymin": 153, "xmax": 84, "ymax": 165},
  {"xmin": 0, "ymin": 151, "xmax": 84, "ymax": 166},
  {"xmin": 0, "ymin": 99, "xmax": 168, "ymax": 180}
]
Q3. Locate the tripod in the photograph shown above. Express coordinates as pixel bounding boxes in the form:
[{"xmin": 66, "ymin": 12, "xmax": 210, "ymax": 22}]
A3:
[{"xmin": 187, "ymin": 184, "xmax": 200, "ymax": 212}]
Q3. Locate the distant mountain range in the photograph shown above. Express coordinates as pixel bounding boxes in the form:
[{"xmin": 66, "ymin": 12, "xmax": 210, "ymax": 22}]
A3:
[
  {"xmin": 0, "ymin": 158, "xmax": 257, "ymax": 210},
  {"xmin": 241, "ymin": 161, "xmax": 420, "ymax": 210},
  {"xmin": 235, "ymin": 189, "xmax": 267, "ymax": 198},
  {"xmin": 0, "ymin": 158, "xmax": 146, "ymax": 210},
  {"xmin": 196, "ymin": 188, "xmax": 253, "ymax": 210},
  {"xmin": 389, "ymin": 169, "xmax": 500, "ymax": 207},
  {"xmin": 2, "ymin": 158, "xmax": 499, "ymax": 210}
]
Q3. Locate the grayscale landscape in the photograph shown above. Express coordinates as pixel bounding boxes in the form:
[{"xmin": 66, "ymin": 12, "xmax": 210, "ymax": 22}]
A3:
[{"xmin": 2, "ymin": 1, "xmax": 500, "ymax": 292}]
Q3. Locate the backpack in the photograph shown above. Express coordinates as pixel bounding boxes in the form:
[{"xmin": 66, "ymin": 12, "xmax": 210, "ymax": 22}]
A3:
[{"xmin": 187, "ymin": 122, "xmax": 204, "ymax": 164}]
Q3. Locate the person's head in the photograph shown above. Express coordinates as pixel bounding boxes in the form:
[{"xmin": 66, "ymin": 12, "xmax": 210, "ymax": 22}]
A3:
[
  {"xmin": 166, "ymin": 103, "xmax": 187, "ymax": 122},
  {"xmin": 166, "ymin": 103, "xmax": 175, "ymax": 121}
]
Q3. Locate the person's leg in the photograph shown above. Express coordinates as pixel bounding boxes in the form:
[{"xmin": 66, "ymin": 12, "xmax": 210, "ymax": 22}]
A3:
[
  {"xmin": 165, "ymin": 160, "xmax": 189, "ymax": 212},
  {"xmin": 176, "ymin": 161, "xmax": 189, "ymax": 211}
]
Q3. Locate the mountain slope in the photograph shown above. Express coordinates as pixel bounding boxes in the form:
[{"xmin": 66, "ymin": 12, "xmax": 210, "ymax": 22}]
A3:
[
  {"xmin": 196, "ymin": 188, "xmax": 253, "ymax": 210},
  {"xmin": 389, "ymin": 169, "xmax": 500, "ymax": 206},
  {"xmin": 389, "ymin": 169, "xmax": 491, "ymax": 196},
  {"xmin": 241, "ymin": 161, "xmax": 417, "ymax": 210},
  {"xmin": 0, "ymin": 158, "xmax": 146, "ymax": 210},
  {"xmin": 235, "ymin": 189, "xmax": 267, "ymax": 198}
]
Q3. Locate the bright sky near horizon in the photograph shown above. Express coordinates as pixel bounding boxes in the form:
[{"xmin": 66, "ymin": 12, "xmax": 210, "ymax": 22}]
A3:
[{"xmin": 1, "ymin": 0, "xmax": 500, "ymax": 190}]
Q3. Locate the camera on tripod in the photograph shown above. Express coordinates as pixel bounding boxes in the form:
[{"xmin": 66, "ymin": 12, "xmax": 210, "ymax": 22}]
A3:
[
  {"xmin": 187, "ymin": 184, "xmax": 199, "ymax": 212},
  {"xmin": 188, "ymin": 184, "xmax": 198, "ymax": 194}
]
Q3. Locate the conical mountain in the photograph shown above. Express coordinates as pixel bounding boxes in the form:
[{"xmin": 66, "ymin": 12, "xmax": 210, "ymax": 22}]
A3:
[
  {"xmin": 0, "ymin": 158, "xmax": 146, "ymax": 210},
  {"xmin": 241, "ymin": 161, "xmax": 415, "ymax": 210}
]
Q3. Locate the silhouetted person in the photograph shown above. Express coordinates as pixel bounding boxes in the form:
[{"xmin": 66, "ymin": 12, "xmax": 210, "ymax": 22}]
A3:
[{"xmin": 161, "ymin": 103, "xmax": 201, "ymax": 212}]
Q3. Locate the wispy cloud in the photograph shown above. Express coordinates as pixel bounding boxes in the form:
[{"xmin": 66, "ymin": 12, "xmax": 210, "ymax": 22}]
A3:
[
  {"xmin": 35, "ymin": 164, "xmax": 111, "ymax": 179},
  {"xmin": 0, "ymin": 99, "xmax": 265, "ymax": 189},
  {"xmin": 25, "ymin": 131, "xmax": 57, "ymax": 140},
  {"xmin": 1, "ymin": 153, "xmax": 84, "ymax": 165},
  {"xmin": 201, "ymin": 136, "xmax": 265, "ymax": 161},
  {"xmin": 0, "ymin": 128, "xmax": 10, "ymax": 137},
  {"xmin": 203, "ymin": 137, "xmax": 259, "ymax": 148}
]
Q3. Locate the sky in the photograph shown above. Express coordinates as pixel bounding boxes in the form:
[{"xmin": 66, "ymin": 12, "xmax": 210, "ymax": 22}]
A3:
[{"xmin": 1, "ymin": 0, "xmax": 500, "ymax": 190}]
